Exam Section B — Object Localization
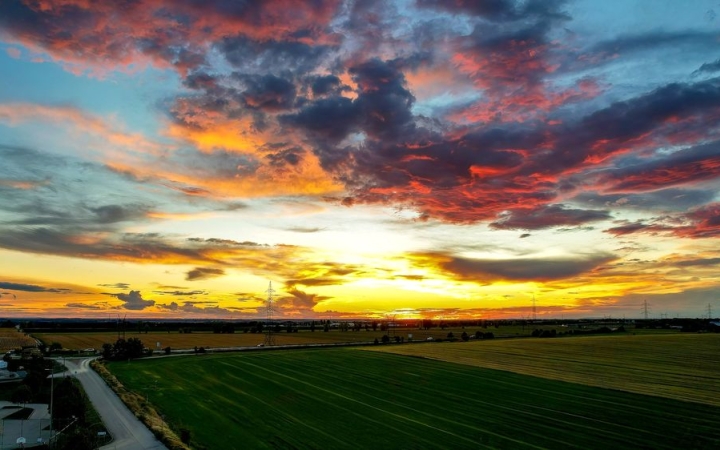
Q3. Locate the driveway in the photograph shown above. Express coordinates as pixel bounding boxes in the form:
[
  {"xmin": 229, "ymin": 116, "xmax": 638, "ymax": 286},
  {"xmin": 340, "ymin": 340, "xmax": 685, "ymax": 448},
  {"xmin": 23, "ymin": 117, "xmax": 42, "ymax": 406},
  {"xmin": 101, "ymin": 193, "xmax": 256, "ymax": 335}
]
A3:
[{"xmin": 61, "ymin": 358, "xmax": 168, "ymax": 450}]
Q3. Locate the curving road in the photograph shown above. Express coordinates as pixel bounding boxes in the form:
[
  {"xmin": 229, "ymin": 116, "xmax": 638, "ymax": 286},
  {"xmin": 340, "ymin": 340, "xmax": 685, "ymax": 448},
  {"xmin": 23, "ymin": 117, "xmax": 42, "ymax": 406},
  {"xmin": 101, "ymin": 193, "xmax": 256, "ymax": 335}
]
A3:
[{"xmin": 62, "ymin": 358, "xmax": 168, "ymax": 450}]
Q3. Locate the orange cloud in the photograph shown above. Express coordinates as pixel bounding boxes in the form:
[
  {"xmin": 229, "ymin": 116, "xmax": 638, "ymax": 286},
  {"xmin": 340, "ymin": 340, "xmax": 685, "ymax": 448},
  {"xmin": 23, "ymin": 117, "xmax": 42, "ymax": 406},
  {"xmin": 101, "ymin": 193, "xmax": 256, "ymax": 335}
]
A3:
[{"xmin": 0, "ymin": 102, "xmax": 165, "ymax": 157}]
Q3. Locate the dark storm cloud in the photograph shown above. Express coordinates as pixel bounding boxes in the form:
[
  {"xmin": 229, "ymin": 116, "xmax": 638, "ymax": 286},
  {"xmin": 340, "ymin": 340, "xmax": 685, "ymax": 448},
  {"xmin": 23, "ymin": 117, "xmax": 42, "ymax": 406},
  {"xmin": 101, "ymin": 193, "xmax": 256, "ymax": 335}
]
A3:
[
  {"xmin": 529, "ymin": 77, "xmax": 720, "ymax": 177},
  {"xmin": 185, "ymin": 267, "xmax": 225, "ymax": 281},
  {"xmin": 114, "ymin": 290, "xmax": 155, "ymax": 310},
  {"xmin": 490, "ymin": 205, "xmax": 612, "ymax": 230},
  {"xmin": 696, "ymin": 58, "xmax": 720, "ymax": 74},
  {"xmin": 235, "ymin": 74, "xmax": 297, "ymax": 112},
  {"xmin": 600, "ymin": 140, "xmax": 720, "ymax": 192},
  {"xmin": 280, "ymin": 96, "xmax": 359, "ymax": 143},
  {"xmin": 605, "ymin": 203, "xmax": 720, "ymax": 239},
  {"xmin": 574, "ymin": 189, "xmax": 715, "ymax": 212},
  {"xmin": 281, "ymin": 57, "xmax": 416, "ymax": 169},
  {"xmin": 219, "ymin": 36, "xmax": 334, "ymax": 75},
  {"xmin": 310, "ymin": 75, "xmax": 343, "ymax": 97},
  {"xmin": 0, "ymin": 0, "xmax": 342, "ymax": 74},
  {"xmin": 350, "ymin": 58, "xmax": 416, "ymax": 141},
  {"xmin": 439, "ymin": 253, "xmax": 616, "ymax": 281}
]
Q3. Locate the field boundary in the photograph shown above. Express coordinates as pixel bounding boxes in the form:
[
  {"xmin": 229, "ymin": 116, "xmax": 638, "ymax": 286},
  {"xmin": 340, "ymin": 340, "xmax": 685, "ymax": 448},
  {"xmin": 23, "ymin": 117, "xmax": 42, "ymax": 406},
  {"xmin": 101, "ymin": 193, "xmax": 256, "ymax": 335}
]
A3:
[
  {"xmin": 90, "ymin": 360, "xmax": 190, "ymax": 450},
  {"xmin": 365, "ymin": 333, "xmax": 720, "ymax": 407}
]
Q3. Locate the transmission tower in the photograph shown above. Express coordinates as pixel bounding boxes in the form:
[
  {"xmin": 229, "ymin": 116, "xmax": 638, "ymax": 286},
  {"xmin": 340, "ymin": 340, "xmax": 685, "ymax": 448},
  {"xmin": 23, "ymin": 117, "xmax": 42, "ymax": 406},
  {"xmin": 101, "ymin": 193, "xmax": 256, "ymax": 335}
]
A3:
[
  {"xmin": 264, "ymin": 281, "xmax": 276, "ymax": 346},
  {"xmin": 641, "ymin": 299, "xmax": 650, "ymax": 320},
  {"xmin": 708, "ymin": 303, "xmax": 713, "ymax": 320}
]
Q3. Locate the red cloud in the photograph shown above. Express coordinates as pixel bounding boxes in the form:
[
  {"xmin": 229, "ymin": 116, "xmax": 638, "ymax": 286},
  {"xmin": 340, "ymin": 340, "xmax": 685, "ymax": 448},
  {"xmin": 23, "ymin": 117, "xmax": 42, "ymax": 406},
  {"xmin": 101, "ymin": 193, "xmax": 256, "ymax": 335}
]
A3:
[
  {"xmin": 605, "ymin": 203, "xmax": 720, "ymax": 239},
  {"xmin": 0, "ymin": 0, "xmax": 342, "ymax": 76}
]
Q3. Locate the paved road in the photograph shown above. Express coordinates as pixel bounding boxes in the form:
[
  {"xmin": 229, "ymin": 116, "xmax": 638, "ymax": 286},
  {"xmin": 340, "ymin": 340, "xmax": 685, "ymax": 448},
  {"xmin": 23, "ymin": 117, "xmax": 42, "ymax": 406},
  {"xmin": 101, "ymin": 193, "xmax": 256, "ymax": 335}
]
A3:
[{"xmin": 62, "ymin": 358, "xmax": 168, "ymax": 450}]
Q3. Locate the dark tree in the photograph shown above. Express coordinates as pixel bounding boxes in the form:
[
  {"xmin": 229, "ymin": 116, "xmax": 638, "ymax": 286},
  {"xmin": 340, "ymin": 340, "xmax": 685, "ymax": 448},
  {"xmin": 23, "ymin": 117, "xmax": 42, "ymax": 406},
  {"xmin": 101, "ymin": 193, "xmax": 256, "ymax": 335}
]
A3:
[
  {"xmin": 53, "ymin": 378, "xmax": 87, "ymax": 426},
  {"xmin": 11, "ymin": 384, "xmax": 32, "ymax": 403},
  {"xmin": 101, "ymin": 343, "xmax": 113, "ymax": 359}
]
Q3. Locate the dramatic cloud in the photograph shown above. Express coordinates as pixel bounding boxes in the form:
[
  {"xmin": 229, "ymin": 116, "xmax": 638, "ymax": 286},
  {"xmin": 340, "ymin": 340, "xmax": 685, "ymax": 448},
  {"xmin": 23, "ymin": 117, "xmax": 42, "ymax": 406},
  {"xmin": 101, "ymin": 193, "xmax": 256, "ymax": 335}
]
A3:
[
  {"xmin": 490, "ymin": 205, "xmax": 612, "ymax": 230},
  {"xmin": 185, "ymin": 267, "xmax": 226, "ymax": 281},
  {"xmin": 98, "ymin": 283, "xmax": 131, "ymax": 289},
  {"xmin": 2, "ymin": 1, "xmax": 720, "ymax": 319},
  {"xmin": 440, "ymin": 254, "xmax": 616, "ymax": 282},
  {"xmin": 0, "ymin": 282, "xmax": 70, "ymax": 293},
  {"xmin": 65, "ymin": 302, "xmax": 106, "ymax": 310},
  {"xmin": 153, "ymin": 290, "xmax": 207, "ymax": 296},
  {"xmin": 275, "ymin": 288, "xmax": 330, "ymax": 315},
  {"xmin": 114, "ymin": 290, "xmax": 155, "ymax": 310},
  {"xmin": 605, "ymin": 203, "xmax": 720, "ymax": 239}
]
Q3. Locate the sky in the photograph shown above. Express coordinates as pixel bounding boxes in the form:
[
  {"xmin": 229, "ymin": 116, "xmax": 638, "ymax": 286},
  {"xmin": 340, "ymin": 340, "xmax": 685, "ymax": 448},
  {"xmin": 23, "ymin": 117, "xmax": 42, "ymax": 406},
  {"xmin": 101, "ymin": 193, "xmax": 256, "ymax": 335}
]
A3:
[{"xmin": 0, "ymin": 0, "xmax": 719, "ymax": 320}]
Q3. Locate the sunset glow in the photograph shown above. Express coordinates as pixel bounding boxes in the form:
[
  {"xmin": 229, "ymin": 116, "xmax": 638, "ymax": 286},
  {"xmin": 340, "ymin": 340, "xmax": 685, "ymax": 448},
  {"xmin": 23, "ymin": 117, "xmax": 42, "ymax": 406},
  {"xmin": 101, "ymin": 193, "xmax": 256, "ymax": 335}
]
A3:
[{"xmin": 1, "ymin": 0, "xmax": 719, "ymax": 319}]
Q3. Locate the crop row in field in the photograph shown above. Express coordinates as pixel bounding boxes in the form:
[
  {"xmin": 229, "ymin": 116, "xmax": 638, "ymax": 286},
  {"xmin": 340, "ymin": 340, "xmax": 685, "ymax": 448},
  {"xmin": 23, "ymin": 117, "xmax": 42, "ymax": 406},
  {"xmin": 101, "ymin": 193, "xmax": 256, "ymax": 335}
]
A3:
[
  {"xmin": 0, "ymin": 328, "xmax": 37, "ymax": 352},
  {"xmin": 107, "ymin": 348, "xmax": 720, "ymax": 450},
  {"xmin": 33, "ymin": 327, "xmax": 514, "ymax": 351},
  {"xmin": 34, "ymin": 323, "xmax": 657, "ymax": 351},
  {"xmin": 367, "ymin": 333, "xmax": 720, "ymax": 407}
]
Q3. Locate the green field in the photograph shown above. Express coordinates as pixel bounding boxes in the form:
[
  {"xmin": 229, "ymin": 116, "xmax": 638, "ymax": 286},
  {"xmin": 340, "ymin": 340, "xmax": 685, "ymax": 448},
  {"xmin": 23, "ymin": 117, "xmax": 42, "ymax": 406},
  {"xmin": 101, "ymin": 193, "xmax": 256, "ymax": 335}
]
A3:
[
  {"xmin": 367, "ymin": 333, "xmax": 720, "ymax": 406},
  {"xmin": 107, "ymin": 348, "xmax": 720, "ymax": 450}
]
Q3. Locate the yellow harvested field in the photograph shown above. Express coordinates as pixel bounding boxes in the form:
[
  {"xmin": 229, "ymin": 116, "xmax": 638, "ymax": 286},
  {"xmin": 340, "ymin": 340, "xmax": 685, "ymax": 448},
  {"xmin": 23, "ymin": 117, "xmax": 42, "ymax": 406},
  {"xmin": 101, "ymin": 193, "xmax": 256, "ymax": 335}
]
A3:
[
  {"xmin": 365, "ymin": 333, "xmax": 720, "ymax": 407},
  {"xmin": 0, "ymin": 328, "xmax": 37, "ymax": 352},
  {"xmin": 33, "ymin": 330, "xmax": 385, "ymax": 350}
]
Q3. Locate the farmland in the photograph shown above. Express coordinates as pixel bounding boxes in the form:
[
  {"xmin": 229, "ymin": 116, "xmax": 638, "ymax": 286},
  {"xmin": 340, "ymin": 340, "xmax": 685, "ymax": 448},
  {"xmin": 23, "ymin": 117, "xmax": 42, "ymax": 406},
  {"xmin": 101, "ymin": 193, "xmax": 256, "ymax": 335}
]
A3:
[
  {"xmin": 32, "ymin": 323, "xmax": 644, "ymax": 351},
  {"xmin": 107, "ymin": 346, "xmax": 720, "ymax": 450},
  {"xmin": 0, "ymin": 327, "xmax": 37, "ymax": 352},
  {"xmin": 367, "ymin": 333, "xmax": 720, "ymax": 407}
]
